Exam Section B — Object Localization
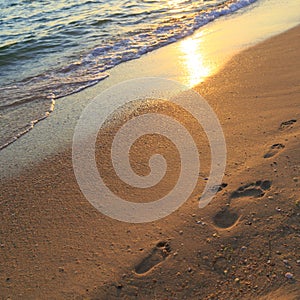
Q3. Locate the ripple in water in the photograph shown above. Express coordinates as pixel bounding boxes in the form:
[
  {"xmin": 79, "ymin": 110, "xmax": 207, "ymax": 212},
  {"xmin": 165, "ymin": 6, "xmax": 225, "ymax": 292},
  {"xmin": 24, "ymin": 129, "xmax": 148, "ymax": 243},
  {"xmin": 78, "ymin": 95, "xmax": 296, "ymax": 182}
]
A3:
[{"xmin": 0, "ymin": 0, "xmax": 257, "ymax": 149}]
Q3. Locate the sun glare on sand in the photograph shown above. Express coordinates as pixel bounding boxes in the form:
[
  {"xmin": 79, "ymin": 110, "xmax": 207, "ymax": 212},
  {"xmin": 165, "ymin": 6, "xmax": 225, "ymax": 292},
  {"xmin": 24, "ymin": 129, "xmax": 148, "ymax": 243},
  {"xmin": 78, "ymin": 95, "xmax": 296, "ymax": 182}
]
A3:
[{"xmin": 179, "ymin": 33, "xmax": 212, "ymax": 87}]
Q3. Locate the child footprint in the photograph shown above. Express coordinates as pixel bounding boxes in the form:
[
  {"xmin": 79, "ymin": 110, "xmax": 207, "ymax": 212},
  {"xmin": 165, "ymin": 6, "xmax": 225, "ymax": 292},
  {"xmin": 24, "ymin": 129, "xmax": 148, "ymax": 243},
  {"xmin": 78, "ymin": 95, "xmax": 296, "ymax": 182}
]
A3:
[
  {"xmin": 279, "ymin": 119, "xmax": 297, "ymax": 130},
  {"xmin": 134, "ymin": 241, "xmax": 171, "ymax": 275},
  {"xmin": 230, "ymin": 180, "xmax": 272, "ymax": 199},
  {"xmin": 264, "ymin": 143, "xmax": 285, "ymax": 158},
  {"xmin": 213, "ymin": 208, "xmax": 240, "ymax": 229},
  {"xmin": 213, "ymin": 181, "xmax": 272, "ymax": 230}
]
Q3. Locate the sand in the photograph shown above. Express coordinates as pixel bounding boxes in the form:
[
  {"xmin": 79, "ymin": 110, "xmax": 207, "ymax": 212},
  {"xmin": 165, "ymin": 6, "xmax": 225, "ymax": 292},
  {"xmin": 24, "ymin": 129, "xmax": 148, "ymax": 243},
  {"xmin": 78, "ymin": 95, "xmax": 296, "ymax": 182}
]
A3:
[{"xmin": 0, "ymin": 26, "xmax": 299, "ymax": 299}]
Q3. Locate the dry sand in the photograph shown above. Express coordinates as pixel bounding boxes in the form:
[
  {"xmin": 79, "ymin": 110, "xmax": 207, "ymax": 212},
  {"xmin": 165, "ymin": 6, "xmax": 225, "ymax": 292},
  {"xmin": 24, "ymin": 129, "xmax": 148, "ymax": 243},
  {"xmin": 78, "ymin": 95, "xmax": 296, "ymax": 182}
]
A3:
[{"xmin": 1, "ymin": 26, "xmax": 299, "ymax": 299}]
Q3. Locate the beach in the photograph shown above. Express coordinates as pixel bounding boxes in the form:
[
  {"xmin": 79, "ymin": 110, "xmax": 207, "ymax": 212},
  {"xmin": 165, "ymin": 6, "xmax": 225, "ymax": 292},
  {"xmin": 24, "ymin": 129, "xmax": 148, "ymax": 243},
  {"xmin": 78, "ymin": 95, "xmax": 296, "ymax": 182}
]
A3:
[
  {"xmin": 0, "ymin": 18, "xmax": 299, "ymax": 300},
  {"xmin": 0, "ymin": 22, "xmax": 300, "ymax": 299}
]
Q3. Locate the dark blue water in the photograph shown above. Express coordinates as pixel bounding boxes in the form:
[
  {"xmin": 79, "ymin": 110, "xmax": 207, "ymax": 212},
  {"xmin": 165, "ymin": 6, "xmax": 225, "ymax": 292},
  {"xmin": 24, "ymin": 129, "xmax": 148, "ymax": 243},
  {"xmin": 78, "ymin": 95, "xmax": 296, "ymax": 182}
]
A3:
[{"xmin": 0, "ymin": 0, "xmax": 258, "ymax": 149}]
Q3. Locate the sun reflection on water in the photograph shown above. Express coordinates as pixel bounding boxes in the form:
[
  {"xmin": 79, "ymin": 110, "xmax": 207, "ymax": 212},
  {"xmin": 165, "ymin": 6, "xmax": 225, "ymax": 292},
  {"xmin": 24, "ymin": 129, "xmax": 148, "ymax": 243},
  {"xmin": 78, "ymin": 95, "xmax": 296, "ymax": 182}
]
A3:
[
  {"xmin": 167, "ymin": 0, "xmax": 185, "ymax": 7},
  {"xmin": 179, "ymin": 33, "xmax": 212, "ymax": 87}
]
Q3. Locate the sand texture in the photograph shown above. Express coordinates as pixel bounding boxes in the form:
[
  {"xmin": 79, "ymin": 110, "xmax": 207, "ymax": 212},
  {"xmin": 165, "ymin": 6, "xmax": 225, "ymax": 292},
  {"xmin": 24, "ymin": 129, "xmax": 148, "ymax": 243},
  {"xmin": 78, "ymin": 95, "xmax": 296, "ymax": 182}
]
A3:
[{"xmin": 0, "ymin": 26, "xmax": 299, "ymax": 299}]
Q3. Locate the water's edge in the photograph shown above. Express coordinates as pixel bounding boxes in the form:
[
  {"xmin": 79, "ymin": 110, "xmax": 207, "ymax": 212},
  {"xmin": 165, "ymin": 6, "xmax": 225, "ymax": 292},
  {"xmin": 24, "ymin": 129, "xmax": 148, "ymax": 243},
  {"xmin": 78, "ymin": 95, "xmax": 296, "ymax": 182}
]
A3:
[
  {"xmin": 0, "ymin": 0, "xmax": 258, "ymax": 150},
  {"xmin": 0, "ymin": 0, "xmax": 299, "ymax": 179}
]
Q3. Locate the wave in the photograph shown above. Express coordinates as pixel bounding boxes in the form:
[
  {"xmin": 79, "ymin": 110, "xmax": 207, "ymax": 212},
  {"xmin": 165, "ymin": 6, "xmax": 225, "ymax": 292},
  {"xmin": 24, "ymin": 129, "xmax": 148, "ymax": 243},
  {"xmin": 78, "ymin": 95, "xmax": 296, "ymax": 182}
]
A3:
[{"xmin": 0, "ymin": 0, "xmax": 258, "ymax": 150}]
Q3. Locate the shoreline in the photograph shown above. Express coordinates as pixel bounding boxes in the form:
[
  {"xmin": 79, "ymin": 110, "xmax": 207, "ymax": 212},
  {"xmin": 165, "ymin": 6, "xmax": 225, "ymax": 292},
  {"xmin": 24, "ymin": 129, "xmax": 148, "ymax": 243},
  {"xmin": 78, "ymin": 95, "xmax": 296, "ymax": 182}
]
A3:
[
  {"xmin": 1, "ymin": 0, "xmax": 300, "ymax": 180},
  {"xmin": 1, "ymin": 24, "xmax": 300, "ymax": 299}
]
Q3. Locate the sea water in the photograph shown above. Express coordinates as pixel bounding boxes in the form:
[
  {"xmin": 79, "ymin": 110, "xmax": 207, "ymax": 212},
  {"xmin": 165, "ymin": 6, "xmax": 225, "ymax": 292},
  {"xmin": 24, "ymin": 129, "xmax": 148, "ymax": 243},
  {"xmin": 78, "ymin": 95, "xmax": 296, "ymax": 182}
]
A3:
[{"xmin": 0, "ymin": 0, "xmax": 258, "ymax": 149}]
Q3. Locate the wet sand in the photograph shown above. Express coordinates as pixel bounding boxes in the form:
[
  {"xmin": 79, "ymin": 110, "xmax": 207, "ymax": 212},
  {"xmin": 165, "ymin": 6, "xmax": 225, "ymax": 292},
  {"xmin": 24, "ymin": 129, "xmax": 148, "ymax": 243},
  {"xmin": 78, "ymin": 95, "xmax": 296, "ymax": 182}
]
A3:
[{"xmin": 0, "ymin": 26, "xmax": 299, "ymax": 299}]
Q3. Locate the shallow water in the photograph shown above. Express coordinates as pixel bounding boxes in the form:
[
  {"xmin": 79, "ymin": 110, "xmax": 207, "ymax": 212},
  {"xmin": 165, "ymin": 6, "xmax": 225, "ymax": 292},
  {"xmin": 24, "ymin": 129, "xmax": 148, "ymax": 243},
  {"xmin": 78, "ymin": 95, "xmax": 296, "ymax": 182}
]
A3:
[{"xmin": 0, "ymin": 0, "xmax": 258, "ymax": 149}]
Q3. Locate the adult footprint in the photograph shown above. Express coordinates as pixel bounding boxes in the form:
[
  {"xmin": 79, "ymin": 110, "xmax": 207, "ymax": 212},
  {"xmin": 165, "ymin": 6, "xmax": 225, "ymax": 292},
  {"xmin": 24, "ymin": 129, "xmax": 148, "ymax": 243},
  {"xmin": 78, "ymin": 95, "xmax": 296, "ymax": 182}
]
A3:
[
  {"xmin": 279, "ymin": 119, "xmax": 297, "ymax": 130},
  {"xmin": 264, "ymin": 143, "xmax": 285, "ymax": 158},
  {"xmin": 213, "ymin": 208, "xmax": 239, "ymax": 229},
  {"xmin": 230, "ymin": 180, "xmax": 272, "ymax": 199},
  {"xmin": 134, "ymin": 241, "xmax": 171, "ymax": 275}
]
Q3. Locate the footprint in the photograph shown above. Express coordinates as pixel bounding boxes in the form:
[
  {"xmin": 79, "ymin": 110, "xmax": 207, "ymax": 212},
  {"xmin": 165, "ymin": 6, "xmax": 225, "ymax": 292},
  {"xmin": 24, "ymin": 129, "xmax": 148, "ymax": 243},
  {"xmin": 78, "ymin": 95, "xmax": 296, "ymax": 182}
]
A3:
[
  {"xmin": 279, "ymin": 119, "xmax": 297, "ymax": 130},
  {"xmin": 213, "ymin": 181, "xmax": 272, "ymax": 229},
  {"xmin": 264, "ymin": 143, "xmax": 285, "ymax": 158},
  {"xmin": 230, "ymin": 180, "xmax": 272, "ymax": 199},
  {"xmin": 213, "ymin": 208, "xmax": 239, "ymax": 229},
  {"xmin": 134, "ymin": 241, "xmax": 171, "ymax": 275},
  {"xmin": 208, "ymin": 182, "xmax": 228, "ymax": 194},
  {"xmin": 216, "ymin": 182, "xmax": 228, "ymax": 192}
]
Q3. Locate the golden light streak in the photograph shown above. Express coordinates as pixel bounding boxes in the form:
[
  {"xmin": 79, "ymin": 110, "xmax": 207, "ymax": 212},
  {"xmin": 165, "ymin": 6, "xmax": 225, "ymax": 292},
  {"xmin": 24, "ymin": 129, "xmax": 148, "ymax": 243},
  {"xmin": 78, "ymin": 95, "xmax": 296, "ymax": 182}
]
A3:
[{"xmin": 179, "ymin": 34, "xmax": 211, "ymax": 87}]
